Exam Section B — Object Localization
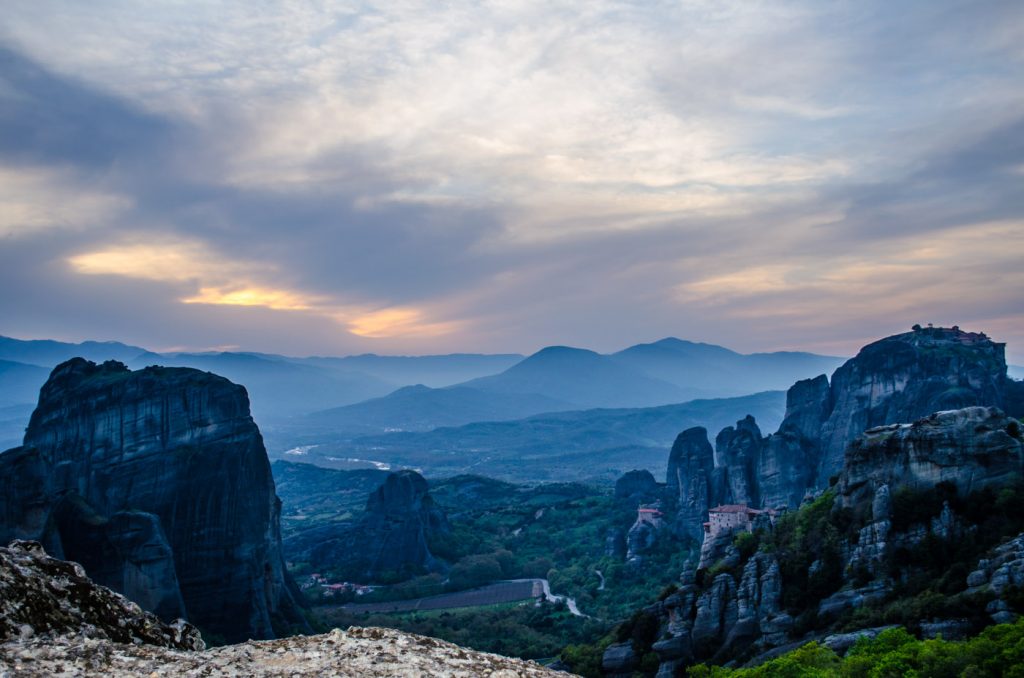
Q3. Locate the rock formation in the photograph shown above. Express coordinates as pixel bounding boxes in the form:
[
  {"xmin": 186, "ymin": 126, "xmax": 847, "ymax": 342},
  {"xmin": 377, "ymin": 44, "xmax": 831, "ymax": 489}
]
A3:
[
  {"xmin": 622, "ymin": 402, "xmax": 1024, "ymax": 675},
  {"xmin": 666, "ymin": 427, "xmax": 722, "ymax": 543},
  {"xmin": 967, "ymin": 532, "xmax": 1024, "ymax": 624},
  {"xmin": 310, "ymin": 470, "xmax": 450, "ymax": 581},
  {"xmin": 839, "ymin": 406, "xmax": 1023, "ymax": 508},
  {"xmin": 0, "ymin": 541, "xmax": 564, "ymax": 678},
  {"xmin": 756, "ymin": 375, "xmax": 829, "ymax": 510},
  {"xmin": 716, "ymin": 415, "xmax": 765, "ymax": 507},
  {"xmin": 615, "ymin": 469, "xmax": 661, "ymax": 503},
  {"xmin": 0, "ymin": 358, "xmax": 307, "ymax": 642},
  {"xmin": 816, "ymin": 326, "xmax": 1012, "ymax": 482},
  {"xmin": 0, "ymin": 539, "xmax": 204, "ymax": 650},
  {"xmin": 667, "ymin": 327, "xmax": 1019, "ymax": 536}
]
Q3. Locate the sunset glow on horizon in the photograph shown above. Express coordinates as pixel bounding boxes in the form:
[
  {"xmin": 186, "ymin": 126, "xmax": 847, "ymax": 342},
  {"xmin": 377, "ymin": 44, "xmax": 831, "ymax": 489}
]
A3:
[{"xmin": 1, "ymin": 1, "xmax": 1022, "ymax": 360}]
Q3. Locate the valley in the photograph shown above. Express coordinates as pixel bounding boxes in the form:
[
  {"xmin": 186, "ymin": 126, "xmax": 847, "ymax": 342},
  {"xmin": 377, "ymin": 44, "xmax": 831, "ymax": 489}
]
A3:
[{"xmin": 2, "ymin": 326, "xmax": 1024, "ymax": 677}]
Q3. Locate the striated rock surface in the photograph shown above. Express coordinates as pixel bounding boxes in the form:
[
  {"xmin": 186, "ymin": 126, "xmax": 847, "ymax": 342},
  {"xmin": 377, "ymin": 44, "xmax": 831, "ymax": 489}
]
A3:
[
  {"xmin": 0, "ymin": 358, "xmax": 306, "ymax": 642},
  {"xmin": 716, "ymin": 416, "xmax": 765, "ymax": 507},
  {"xmin": 310, "ymin": 470, "xmax": 450, "ymax": 581},
  {"xmin": 666, "ymin": 427, "xmax": 721, "ymax": 543},
  {"xmin": 757, "ymin": 376, "xmax": 829, "ymax": 510},
  {"xmin": 816, "ymin": 327, "xmax": 1011, "ymax": 483},
  {"xmin": 839, "ymin": 407, "xmax": 1023, "ymax": 508},
  {"xmin": 0, "ymin": 540, "xmax": 203, "ymax": 650},
  {"xmin": 668, "ymin": 327, "xmax": 1016, "ymax": 531}
]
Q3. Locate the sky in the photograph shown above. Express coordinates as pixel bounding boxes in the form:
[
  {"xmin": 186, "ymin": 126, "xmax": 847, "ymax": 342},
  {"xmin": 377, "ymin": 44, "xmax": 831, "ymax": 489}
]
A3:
[{"xmin": 1, "ymin": 1, "xmax": 1023, "ymax": 361}]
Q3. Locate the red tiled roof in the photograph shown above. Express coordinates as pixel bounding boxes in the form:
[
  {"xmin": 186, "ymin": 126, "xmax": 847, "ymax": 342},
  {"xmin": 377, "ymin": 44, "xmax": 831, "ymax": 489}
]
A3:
[{"xmin": 709, "ymin": 504, "xmax": 754, "ymax": 513}]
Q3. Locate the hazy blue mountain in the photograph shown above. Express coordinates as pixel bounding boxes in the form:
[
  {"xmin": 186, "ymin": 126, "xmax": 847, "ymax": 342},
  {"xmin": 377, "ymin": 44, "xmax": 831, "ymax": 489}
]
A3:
[
  {"xmin": 267, "ymin": 391, "xmax": 786, "ymax": 483},
  {"xmin": 0, "ymin": 335, "xmax": 148, "ymax": 367},
  {"xmin": 1010, "ymin": 364, "xmax": 1024, "ymax": 380},
  {"xmin": 610, "ymin": 337, "xmax": 846, "ymax": 397},
  {"xmin": 303, "ymin": 384, "xmax": 572, "ymax": 435},
  {"xmin": 300, "ymin": 353, "xmax": 523, "ymax": 388},
  {"xmin": 0, "ymin": 359, "xmax": 49, "ymax": 408},
  {"xmin": 462, "ymin": 345, "xmax": 691, "ymax": 408},
  {"xmin": 127, "ymin": 351, "xmax": 396, "ymax": 422},
  {"xmin": 0, "ymin": 403, "xmax": 33, "ymax": 451}
]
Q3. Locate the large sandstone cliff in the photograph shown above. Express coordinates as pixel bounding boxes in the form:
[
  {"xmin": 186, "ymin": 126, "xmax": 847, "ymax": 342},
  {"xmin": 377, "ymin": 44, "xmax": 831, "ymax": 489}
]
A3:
[{"xmin": 0, "ymin": 358, "xmax": 307, "ymax": 642}]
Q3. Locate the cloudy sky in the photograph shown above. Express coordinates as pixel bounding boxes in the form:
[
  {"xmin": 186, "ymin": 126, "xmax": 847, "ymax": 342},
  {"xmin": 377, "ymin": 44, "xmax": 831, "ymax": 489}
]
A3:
[{"xmin": 1, "ymin": 1, "xmax": 1022, "ymax": 360}]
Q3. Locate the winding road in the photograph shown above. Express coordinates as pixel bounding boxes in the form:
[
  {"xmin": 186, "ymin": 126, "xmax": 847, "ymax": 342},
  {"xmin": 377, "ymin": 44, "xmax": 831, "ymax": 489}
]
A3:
[{"xmin": 531, "ymin": 578, "xmax": 589, "ymax": 618}]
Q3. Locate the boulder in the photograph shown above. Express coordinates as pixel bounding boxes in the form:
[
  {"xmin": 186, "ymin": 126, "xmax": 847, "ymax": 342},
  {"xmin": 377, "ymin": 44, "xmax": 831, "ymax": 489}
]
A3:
[{"xmin": 601, "ymin": 641, "xmax": 638, "ymax": 675}]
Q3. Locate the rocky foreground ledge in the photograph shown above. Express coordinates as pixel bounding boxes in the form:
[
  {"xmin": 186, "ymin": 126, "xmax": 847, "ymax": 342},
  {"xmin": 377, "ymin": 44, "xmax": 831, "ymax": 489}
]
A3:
[{"xmin": 0, "ymin": 541, "xmax": 567, "ymax": 677}]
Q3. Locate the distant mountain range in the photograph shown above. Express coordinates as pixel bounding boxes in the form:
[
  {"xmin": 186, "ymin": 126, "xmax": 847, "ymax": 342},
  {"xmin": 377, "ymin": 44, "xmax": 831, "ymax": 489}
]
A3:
[
  {"xmin": 0, "ymin": 335, "xmax": 845, "ymax": 434},
  {"xmin": 267, "ymin": 390, "xmax": 788, "ymax": 484},
  {"xmin": 0, "ymin": 335, "xmax": 524, "ymax": 425},
  {"xmin": 298, "ymin": 339, "xmax": 845, "ymax": 437}
]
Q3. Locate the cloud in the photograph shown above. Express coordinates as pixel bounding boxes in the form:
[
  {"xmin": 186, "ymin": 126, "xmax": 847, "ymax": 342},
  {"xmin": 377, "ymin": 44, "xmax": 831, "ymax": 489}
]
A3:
[{"xmin": 0, "ymin": 1, "xmax": 1022, "ymax": 360}]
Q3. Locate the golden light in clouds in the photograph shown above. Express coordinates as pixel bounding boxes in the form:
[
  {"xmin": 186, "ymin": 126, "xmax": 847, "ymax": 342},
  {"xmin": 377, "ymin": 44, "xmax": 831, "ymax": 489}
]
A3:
[
  {"xmin": 346, "ymin": 307, "xmax": 461, "ymax": 339},
  {"xmin": 67, "ymin": 241, "xmax": 461, "ymax": 338},
  {"xmin": 68, "ymin": 243, "xmax": 212, "ymax": 282},
  {"xmin": 181, "ymin": 287, "xmax": 312, "ymax": 311},
  {"xmin": 68, "ymin": 241, "xmax": 315, "ymax": 312}
]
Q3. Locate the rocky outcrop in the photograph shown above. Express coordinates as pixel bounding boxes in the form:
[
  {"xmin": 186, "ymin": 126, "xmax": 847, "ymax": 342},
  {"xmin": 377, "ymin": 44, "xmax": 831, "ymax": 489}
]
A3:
[
  {"xmin": 816, "ymin": 327, "xmax": 1012, "ymax": 483},
  {"xmin": 3, "ymin": 628, "xmax": 567, "ymax": 677},
  {"xmin": 667, "ymin": 327, "xmax": 1017, "ymax": 536},
  {"xmin": 0, "ymin": 540, "xmax": 203, "ymax": 650},
  {"xmin": 716, "ymin": 416, "xmax": 765, "ymax": 507},
  {"xmin": 615, "ymin": 469, "xmax": 661, "ymax": 503},
  {"xmin": 967, "ymin": 532, "xmax": 1024, "ymax": 624},
  {"xmin": 666, "ymin": 428, "xmax": 722, "ymax": 543},
  {"xmin": 310, "ymin": 470, "xmax": 450, "ymax": 581},
  {"xmin": 601, "ymin": 641, "xmax": 639, "ymax": 676},
  {"xmin": 0, "ymin": 358, "xmax": 307, "ymax": 643},
  {"xmin": 631, "ymin": 551, "xmax": 786, "ymax": 673},
  {"xmin": 633, "ymin": 400, "xmax": 1024, "ymax": 675},
  {"xmin": 757, "ymin": 376, "xmax": 829, "ymax": 510},
  {"xmin": 839, "ymin": 407, "xmax": 1023, "ymax": 508},
  {"xmin": 0, "ymin": 542, "xmax": 563, "ymax": 678}
]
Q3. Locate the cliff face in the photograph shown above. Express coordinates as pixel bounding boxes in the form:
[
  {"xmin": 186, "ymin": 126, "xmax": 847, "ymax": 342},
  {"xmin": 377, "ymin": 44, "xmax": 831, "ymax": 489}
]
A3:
[
  {"xmin": 716, "ymin": 415, "xmax": 765, "ymax": 508},
  {"xmin": 666, "ymin": 427, "xmax": 721, "ymax": 543},
  {"xmin": 310, "ymin": 470, "xmax": 450, "ymax": 581},
  {"xmin": 816, "ymin": 327, "xmax": 1010, "ymax": 482},
  {"xmin": 839, "ymin": 406, "xmax": 1023, "ymax": 507},
  {"xmin": 610, "ymin": 405, "xmax": 1024, "ymax": 675},
  {"xmin": 666, "ymin": 327, "xmax": 1015, "ymax": 529},
  {"xmin": 0, "ymin": 358, "xmax": 306, "ymax": 643}
]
